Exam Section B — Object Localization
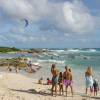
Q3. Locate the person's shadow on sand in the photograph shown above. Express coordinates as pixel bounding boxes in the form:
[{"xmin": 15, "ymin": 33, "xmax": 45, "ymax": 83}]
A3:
[
  {"xmin": 9, "ymin": 88, "xmax": 100, "ymax": 99},
  {"xmin": 76, "ymin": 92, "xmax": 100, "ymax": 100},
  {"xmin": 9, "ymin": 88, "xmax": 51, "ymax": 96}
]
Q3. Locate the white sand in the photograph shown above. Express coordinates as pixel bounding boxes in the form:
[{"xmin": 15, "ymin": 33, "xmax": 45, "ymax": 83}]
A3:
[{"xmin": 0, "ymin": 72, "xmax": 99, "ymax": 100}]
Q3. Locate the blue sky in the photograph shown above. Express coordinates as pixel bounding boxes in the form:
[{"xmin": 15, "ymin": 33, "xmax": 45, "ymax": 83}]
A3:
[{"xmin": 0, "ymin": 0, "xmax": 100, "ymax": 48}]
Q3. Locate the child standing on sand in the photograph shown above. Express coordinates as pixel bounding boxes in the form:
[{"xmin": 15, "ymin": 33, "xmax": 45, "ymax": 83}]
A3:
[
  {"xmin": 93, "ymin": 79, "xmax": 99, "ymax": 96},
  {"xmin": 58, "ymin": 72, "xmax": 64, "ymax": 95}
]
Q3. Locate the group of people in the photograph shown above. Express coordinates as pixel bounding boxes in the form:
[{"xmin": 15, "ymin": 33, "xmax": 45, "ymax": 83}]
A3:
[
  {"xmin": 51, "ymin": 64, "xmax": 99, "ymax": 97},
  {"xmin": 51, "ymin": 64, "xmax": 73, "ymax": 96}
]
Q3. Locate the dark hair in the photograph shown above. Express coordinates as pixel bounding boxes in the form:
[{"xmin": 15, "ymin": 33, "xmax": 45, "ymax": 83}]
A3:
[
  {"xmin": 47, "ymin": 78, "xmax": 50, "ymax": 80},
  {"xmin": 51, "ymin": 64, "xmax": 56, "ymax": 69},
  {"xmin": 69, "ymin": 68, "xmax": 71, "ymax": 72},
  {"xmin": 59, "ymin": 72, "xmax": 63, "ymax": 77},
  {"xmin": 65, "ymin": 66, "xmax": 68, "ymax": 70}
]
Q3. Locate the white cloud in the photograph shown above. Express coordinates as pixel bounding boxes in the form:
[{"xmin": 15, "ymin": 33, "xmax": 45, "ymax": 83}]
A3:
[
  {"xmin": 0, "ymin": 0, "xmax": 98, "ymax": 34},
  {"xmin": 38, "ymin": 0, "xmax": 95, "ymax": 33},
  {"xmin": 0, "ymin": 0, "xmax": 49, "ymax": 21},
  {"xmin": 5, "ymin": 33, "xmax": 48, "ymax": 44},
  {"xmin": 62, "ymin": 1, "xmax": 94, "ymax": 33}
]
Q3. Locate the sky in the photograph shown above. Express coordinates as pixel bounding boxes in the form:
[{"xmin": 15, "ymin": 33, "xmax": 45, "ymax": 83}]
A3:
[{"xmin": 0, "ymin": 0, "xmax": 100, "ymax": 48}]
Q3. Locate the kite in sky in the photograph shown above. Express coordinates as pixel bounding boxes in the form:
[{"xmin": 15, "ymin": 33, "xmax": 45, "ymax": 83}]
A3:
[{"xmin": 24, "ymin": 19, "xmax": 29, "ymax": 27}]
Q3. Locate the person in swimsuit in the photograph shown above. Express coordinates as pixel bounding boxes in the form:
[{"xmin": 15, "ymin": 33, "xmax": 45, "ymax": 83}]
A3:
[
  {"xmin": 38, "ymin": 77, "xmax": 43, "ymax": 84},
  {"xmin": 85, "ymin": 67, "xmax": 93, "ymax": 95},
  {"xmin": 58, "ymin": 72, "xmax": 64, "ymax": 95},
  {"xmin": 93, "ymin": 79, "xmax": 99, "ymax": 96},
  {"xmin": 51, "ymin": 64, "xmax": 59, "ymax": 96},
  {"xmin": 63, "ymin": 66, "xmax": 73, "ymax": 96}
]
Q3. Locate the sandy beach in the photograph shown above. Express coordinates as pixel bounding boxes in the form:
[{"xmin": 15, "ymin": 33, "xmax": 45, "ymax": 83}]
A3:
[
  {"xmin": 0, "ymin": 72, "xmax": 99, "ymax": 100},
  {"xmin": 0, "ymin": 0, "xmax": 100, "ymax": 99}
]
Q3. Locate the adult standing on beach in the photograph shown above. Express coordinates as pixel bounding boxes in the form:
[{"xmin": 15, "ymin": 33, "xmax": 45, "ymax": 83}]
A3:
[
  {"xmin": 51, "ymin": 64, "xmax": 59, "ymax": 96},
  {"xmin": 85, "ymin": 67, "xmax": 93, "ymax": 95},
  {"xmin": 63, "ymin": 66, "xmax": 73, "ymax": 96}
]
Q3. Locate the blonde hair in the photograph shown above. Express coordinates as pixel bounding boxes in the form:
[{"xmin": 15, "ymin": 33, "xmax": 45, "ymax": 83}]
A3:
[{"xmin": 86, "ymin": 67, "xmax": 93, "ymax": 76}]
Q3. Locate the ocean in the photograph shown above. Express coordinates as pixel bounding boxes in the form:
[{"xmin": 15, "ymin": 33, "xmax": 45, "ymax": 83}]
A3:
[{"xmin": 0, "ymin": 48, "xmax": 100, "ymax": 88}]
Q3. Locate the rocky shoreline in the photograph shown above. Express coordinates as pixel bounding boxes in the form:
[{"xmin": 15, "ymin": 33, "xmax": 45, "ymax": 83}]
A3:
[{"xmin": 0, "ymin": 57, "xmax": 42, "ymax": 74}]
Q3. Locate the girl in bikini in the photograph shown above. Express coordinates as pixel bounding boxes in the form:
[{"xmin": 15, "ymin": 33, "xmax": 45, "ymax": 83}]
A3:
[{"xmin": 58, "ymin": 72, "xmax": 64, "ymax": 95}]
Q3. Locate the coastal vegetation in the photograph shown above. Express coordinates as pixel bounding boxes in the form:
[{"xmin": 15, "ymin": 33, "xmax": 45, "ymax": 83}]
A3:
[
  {"xmin": 0, "ymin": 47, "xmax": 45, "ymax": 54},
  {"xmin": 0, "ymin": 47, "xmax": 20, "ymax": 53}
]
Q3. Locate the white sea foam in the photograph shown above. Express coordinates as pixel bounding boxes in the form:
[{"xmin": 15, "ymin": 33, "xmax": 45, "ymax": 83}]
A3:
[
  {"xmin": 49, "ymin": 50, "xmax": 65, "ymax": 54},
  {"xmin": 66, "ymin": 49, "xmax": 97, "ymax": 53},
  {"xmin": 88, "ymin": 49, "xmax": 96, "ymax": 52},
  {"xmin": 67, "ymin": 49, "xmax": 79, "ymax": 52},
  {"xmin": 53, "ymin": 53, "xmax": 59, "ymax": 56},
  {"xmin": 32, "ymin": 62, "xmax": 40, "ymax": 65},
  {"xmin": 37, "ymin": 59, "xmax": 65, "ymax": 64},
  {"xmin": 54, "ymin": 50, "xmax": 65, "ymax": 53}
]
